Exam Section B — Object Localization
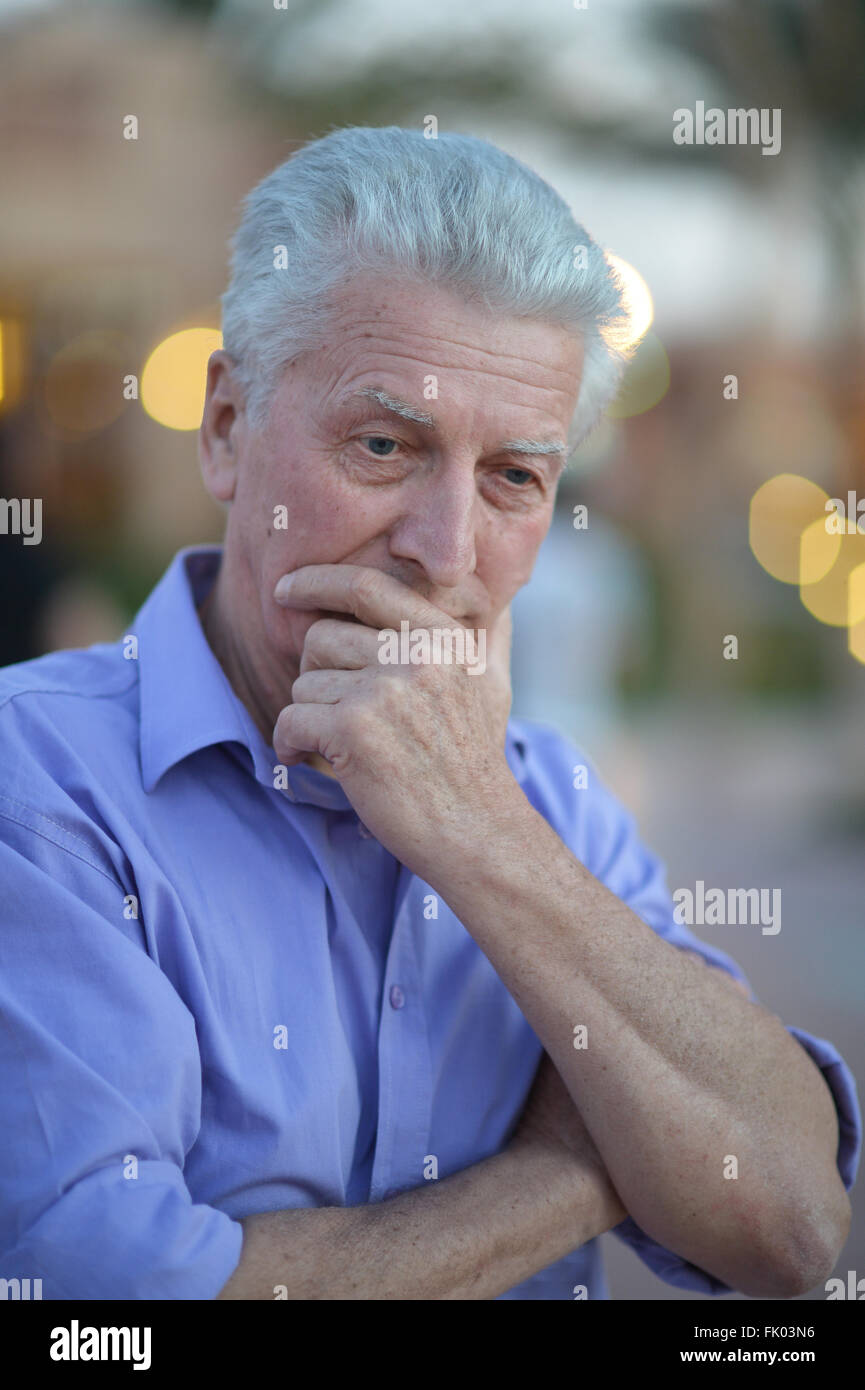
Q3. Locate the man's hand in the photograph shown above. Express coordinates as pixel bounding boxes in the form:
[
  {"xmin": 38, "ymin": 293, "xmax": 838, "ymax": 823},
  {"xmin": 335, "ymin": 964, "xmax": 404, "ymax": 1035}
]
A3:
[{"xmin": 273, "ymin": 564, "xmax": 517, "ymax": 876}]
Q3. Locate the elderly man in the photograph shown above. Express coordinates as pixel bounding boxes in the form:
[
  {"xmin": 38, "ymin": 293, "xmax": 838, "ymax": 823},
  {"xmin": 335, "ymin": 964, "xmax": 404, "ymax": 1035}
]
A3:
[{"xmin": 0, "ymin": 126, "xmax": 858, "ymax": 1302}]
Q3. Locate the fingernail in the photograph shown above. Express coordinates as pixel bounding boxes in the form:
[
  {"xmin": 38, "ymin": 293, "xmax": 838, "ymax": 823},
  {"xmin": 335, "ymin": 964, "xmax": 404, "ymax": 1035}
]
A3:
[{"xmin": 274, "ymin": 575, "xmax": 295, "ymax": 602}]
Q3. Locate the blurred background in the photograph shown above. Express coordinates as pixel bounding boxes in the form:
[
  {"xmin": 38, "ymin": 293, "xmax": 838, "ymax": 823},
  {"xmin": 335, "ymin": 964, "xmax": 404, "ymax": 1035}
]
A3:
[{"xmin": 0, "ymin": 0, "xmax": 862, "ymax": 1299}]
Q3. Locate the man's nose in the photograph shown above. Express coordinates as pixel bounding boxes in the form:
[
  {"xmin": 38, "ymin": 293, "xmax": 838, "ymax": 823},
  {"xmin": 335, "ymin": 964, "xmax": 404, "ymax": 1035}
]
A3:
[{"xmin": 387, "ymin": 464, "xmax": 479, "ymax": 590}]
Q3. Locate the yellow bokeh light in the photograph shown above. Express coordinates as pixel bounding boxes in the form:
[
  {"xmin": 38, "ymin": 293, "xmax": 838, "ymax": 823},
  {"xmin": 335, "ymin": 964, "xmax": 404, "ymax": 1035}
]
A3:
[
  {"xmin": 141, "ymin": 327, "xmax": 222, "ymax": 431},
  {"xmin": 799, "ymin": 514, "xmax": 844, "ymax": 587},
  {"xmin": 848, "ymin": 564, "xmax": 865, "ymax": 663},
  {"xmin": 0, "ymin": 318, "xmax": 24, "ymax": 413},
  {"xmin": 606, "ymin": 331, "xmax": 670, "ymax": 419},
  {"xmin": 800, "ymin": 530, "xmax": 865, "ymax": 627},
  {"xmin": 749, "ymin": 474, "xmax": 838, "ymax": 584},
  {"xmin": 604, "ymin": 253, "xmax": 654, "ymax": 351}
]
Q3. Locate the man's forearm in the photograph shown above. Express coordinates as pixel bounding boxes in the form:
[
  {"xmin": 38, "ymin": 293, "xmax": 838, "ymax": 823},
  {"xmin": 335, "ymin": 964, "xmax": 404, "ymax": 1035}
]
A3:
[
  {"xmin": 412, "ymin": 786, "xmax": 849, "ymax": 1298},
  {"xmin": 217, "ymin": 1140, "xmax": 625, "ymax": 1300}
]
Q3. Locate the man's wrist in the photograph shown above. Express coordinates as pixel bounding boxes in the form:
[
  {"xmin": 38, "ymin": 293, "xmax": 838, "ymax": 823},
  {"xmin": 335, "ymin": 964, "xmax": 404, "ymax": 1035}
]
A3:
[
  {"xmin": 220, "ymin": 1139, "xmax": 625, "ymax": 1299},
  {"xmin": 504, "ymin": 1135, "xmax": 629, "ymax": 1245},
  {"xmin": 413, "ymin": 766, "xmax": 532, "ymax": 887}
]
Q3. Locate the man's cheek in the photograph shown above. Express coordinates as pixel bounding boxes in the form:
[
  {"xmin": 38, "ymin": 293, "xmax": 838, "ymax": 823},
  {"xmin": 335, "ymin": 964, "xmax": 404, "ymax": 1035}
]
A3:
[{"xmin": 270, "ymin": 607, "xmax": 319, "ymax": 663}]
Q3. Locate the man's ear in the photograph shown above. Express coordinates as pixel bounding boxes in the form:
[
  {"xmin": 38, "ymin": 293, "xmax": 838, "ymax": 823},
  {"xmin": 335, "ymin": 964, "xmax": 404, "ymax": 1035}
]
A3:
[{"xmin": 199, "ymin": 350, "xmax": 246, "ymax": 503}]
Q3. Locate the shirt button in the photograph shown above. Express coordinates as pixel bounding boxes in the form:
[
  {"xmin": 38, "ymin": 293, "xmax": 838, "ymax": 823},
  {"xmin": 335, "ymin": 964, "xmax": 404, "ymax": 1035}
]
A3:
[{"xmin": 389, "ymin": 984, "xmax": 405, "ymax": 1010}]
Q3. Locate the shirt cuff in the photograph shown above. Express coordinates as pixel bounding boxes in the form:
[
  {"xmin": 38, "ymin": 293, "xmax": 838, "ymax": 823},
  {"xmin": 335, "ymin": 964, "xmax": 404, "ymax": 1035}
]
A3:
[
  {"xmin": 610, "ymin": 1025, "xmax": 862, "ymax": 1295},
  {"xmin": 0, "ymin": 1160, "xmax": 244, "ymax": 1300}
]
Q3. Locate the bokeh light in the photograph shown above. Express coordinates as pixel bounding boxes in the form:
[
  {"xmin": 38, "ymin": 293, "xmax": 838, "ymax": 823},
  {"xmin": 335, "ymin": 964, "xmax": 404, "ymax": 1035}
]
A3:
[
  {"xmin": 43, "ymin": 330, "xmax": 130, "ymax": 435},
  {"xmin": 604, "ymin": 253, "xmax": 654, "ymax": 351},
  {"xmin": 799, "ymin": 514, "xmax": 845, "ymax": 587},
  {"xmin": 848, "ymin": 564, "xmax": 865, "ymax": 663},
  {"xmin": 141, "ymin": 326, "xmax": 222, "ymax": 431},
  {"xmin": 606, "ymin": 331, "xmax": 670, "ymax": 420},
  {"xmin": 800, "ymin": 531, "xmax": 865, "ymax": 627},
  {"xmin": 848, "ymin": 564, "xmax": 865, "ymax": 662},
  {"xmin": 0, "ymin": 318, "xmax": 25, "ymax": 414},
  {"xmin": 749, "ymin": 474, "xmax": 839, "ymax": 585}
]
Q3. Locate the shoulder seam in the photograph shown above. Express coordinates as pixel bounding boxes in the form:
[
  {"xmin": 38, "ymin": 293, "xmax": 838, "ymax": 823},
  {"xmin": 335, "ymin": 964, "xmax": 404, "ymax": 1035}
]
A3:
[
  {"xmin": 0, "ymin": 798, "xmax": 122, "ymax": 888},
  {"xmin": 0, "ymin": 668, "xmax": 139, "ymax": 715}
]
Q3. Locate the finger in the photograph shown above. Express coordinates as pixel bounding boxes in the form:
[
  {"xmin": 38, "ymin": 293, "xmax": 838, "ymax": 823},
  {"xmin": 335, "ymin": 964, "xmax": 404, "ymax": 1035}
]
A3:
[
  {"xmin": 273, "ymin": 703, "xmax": 333, "ymax": 763},
  {"xmin": 300, "ymin": 617, "xmax": 380, "ymax": 674},
  {"xmin": 275, "ymin": 564, "xmax": 452, "ymax": 633},
  {"xmin": 291, "ymin": 668, "xmax": 361, "ymax": 705}
]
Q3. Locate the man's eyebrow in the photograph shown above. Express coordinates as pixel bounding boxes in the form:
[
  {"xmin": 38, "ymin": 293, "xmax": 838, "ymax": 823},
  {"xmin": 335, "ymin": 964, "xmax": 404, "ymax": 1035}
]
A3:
[
  {"xmin": 338, "ymin": 386, "xmax": 568, "ymax": 460},
  {"xmin": 497, "ymin": 437, "xmax": 568, "ymax": 461},
  {"xmin": 342, "ymin": 387, "xmax": 436, "ymax": 429}
]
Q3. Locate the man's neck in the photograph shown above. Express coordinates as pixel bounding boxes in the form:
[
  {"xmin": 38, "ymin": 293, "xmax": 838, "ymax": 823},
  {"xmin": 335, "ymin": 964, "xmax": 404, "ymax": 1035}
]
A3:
[{"xmin": 197, "ymin": 558, "xmax": 337, "ymax": 779}]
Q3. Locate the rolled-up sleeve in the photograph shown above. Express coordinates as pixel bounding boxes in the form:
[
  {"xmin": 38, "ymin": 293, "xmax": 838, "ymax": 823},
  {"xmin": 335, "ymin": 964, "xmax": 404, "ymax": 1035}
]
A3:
[
  {"xmin": 525, "ymin": 728, "xmax": 863, "ymax": 1296},
  {"xmin": 0, "ymin": 827, "xmax": 243, "ymax": 1299}
]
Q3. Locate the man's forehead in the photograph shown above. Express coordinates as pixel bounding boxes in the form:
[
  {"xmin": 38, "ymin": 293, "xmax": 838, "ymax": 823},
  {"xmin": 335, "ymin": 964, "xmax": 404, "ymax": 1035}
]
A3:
[{"xmin": 316, "ymin": 272, "xmax": 582, "ymax": 425}]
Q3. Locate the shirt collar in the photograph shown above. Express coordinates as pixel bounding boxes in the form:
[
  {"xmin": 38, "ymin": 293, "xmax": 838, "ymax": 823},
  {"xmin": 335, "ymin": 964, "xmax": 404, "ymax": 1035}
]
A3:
[
  {"xmin": 136, "ymin": 546, "xmax": 260, "ymax": 794},
  {"xmin": 135, "ymin": 544, "xmax": 528, "ymax": 802}
]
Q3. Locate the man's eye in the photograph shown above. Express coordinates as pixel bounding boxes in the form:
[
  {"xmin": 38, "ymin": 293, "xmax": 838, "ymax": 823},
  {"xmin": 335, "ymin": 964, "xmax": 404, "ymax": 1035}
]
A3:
[
  {"xmin": 361, "ymin": 436, "xmax": 399, "ymax": 457},
  {"xmin": 502, "ymin": 467, "xmax": 535, "ymax": 487}
]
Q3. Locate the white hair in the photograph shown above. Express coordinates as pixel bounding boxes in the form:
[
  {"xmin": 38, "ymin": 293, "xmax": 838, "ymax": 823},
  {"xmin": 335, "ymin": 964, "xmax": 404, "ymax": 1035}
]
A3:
[{"xmin": 221, "ymin": 125, "xmax": 631, "ymax": 454}]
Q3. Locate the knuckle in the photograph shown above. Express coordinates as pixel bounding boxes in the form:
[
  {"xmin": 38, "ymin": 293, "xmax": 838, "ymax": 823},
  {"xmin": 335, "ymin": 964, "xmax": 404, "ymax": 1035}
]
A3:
[
  {"xmin": 301, "ymin": 620, "xmax": 333, "ymax": 669},
  {"xmin": 274, "ymin": 705, "xmax": 293, "ymax": 736},
  {"xmin": 345, "ymin": 702, "xmax": 374, "ymax": 742},
  {"xmin": 273, "ymin": 706, "xmax": 296, "ymax": 752},
  {"xmin": 379, "ymin": 673, "xmax": 408, "ymax": 711},
  {"xmin": 349, "ymin": 569, "xmax": 377, "ymax": 607}
]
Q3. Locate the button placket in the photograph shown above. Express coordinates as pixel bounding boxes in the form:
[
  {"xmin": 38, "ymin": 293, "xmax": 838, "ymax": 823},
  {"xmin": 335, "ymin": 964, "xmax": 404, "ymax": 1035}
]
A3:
[{"xmin": 369, "ymin": 873, "xmax": 434, "ymax": 1204}]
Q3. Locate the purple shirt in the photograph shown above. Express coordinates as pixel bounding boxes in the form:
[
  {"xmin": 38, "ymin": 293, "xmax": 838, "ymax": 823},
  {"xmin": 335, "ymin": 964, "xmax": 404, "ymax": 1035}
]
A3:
[{"xmin": 0, "ymin": 546, "xmax": 859, "ymax": 1299}]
